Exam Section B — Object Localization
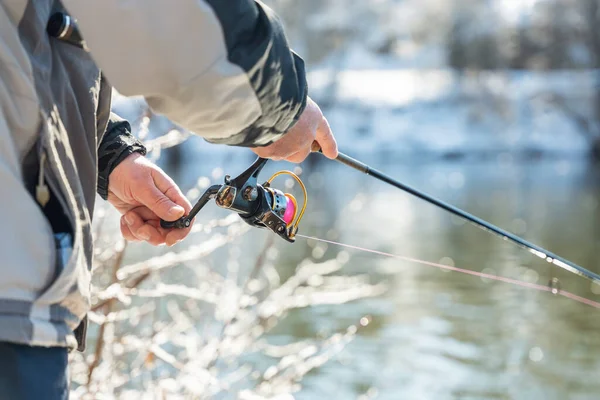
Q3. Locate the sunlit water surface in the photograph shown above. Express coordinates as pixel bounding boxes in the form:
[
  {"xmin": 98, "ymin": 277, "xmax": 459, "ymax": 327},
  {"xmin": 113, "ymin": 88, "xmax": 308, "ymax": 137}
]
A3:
[{"xmin": 149, "ymin": 146, "xmax": 600, "ymax": 399}]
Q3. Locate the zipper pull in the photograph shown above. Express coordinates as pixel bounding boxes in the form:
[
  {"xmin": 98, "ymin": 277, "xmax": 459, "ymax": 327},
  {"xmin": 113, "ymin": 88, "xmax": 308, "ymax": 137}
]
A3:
[{"xmin": 36, "ymin": 152, "xmax": 50, "ymax": 207}]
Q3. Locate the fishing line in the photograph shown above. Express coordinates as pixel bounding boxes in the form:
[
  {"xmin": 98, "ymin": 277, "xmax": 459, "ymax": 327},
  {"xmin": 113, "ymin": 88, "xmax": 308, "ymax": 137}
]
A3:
[{"xmin": 297, "ymin": 234, "xmax": 600, "ymax": 309}]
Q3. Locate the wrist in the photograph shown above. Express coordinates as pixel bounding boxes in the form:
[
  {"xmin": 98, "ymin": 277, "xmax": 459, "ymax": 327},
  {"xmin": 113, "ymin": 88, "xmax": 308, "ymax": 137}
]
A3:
[{"xmin": 97, "ymin": 138, "xmax": 146, "ymax": 200}]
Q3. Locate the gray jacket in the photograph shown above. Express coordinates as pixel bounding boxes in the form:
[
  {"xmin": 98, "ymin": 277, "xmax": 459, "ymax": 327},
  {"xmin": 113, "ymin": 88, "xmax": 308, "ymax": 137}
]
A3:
[{"xmin": 0, "ymin": 0, "xmax": 307, "ymax": 350}]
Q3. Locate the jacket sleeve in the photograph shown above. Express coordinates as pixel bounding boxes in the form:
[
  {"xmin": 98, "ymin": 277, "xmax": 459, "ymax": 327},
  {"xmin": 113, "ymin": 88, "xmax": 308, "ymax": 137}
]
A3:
[
  {"xmin": 96, "ymin": 113, "xmax": 146, "ymax": 200},
  {"xmin": 61, "ymin": 0, "xmax": 308, "ymax": 147}
]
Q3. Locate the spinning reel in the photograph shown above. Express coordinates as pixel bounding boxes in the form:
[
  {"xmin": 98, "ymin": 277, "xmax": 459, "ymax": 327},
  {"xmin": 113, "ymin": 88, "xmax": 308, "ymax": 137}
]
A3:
[{"xmin": 160, "ymin": 157, "xmax": 307, "ymax": 242}]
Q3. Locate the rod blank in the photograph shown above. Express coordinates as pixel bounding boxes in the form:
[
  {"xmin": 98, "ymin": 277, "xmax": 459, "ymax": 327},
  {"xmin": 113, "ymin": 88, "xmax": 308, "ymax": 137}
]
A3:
[{"xmin": 324, "ymin": 151, "xmax": 600, "ymax": 283}]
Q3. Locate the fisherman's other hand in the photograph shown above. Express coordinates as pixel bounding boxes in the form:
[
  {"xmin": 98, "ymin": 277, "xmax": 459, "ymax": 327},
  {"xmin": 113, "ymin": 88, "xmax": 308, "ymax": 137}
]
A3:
[
  {"xmin": 107, "ymin": 153, "xmax": 193, "ymax": 246},
  {"xmin": 251, "ymin": 97, "xmax": 338, "ymax": 163}
]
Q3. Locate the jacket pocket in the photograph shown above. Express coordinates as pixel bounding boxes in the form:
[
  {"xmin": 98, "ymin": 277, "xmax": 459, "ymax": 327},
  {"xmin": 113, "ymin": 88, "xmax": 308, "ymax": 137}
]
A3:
[
  {"xmin": 33, "ymin": 124, "xmax": 83, "ymax": 308},
  {"xmin": 52, "ymin": 232, "xmax": 73, "ymax": 280}
]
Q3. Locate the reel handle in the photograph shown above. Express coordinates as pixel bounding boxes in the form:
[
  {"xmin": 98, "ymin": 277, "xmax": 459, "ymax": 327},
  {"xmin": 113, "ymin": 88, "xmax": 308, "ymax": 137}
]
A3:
[
  {"xmin": 160, "ymin": 218, "xmax": 189, "ymax": 230},
  {"xmin": 160, "ymin": 184, "xmax": 221, "ymax": 229}
]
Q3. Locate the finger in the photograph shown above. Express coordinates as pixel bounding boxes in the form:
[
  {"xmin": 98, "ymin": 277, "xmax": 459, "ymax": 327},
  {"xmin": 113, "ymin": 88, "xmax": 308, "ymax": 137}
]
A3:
[
  {"xmin": 146, "ymin": 217, "xmax": 189, "ymax": 246},
  {"xmin": 251, "ymin": 147, "xmax": 269, "ymax": 158},
  {"xmin": 123, "ymin": 209, "xmax": 167, "ymax": 246},
  {"xmin": 147, "ymin": 169, "xmax": 194, "ymax": 241},
  {"xmin": 128, "ymin": 206, "xmax": 184, "ymax": 236},
  {"xmin": 315, "ymin": 117, "xmax": 338, "ymax": 159},
  {"xmin": 144, "ymin": 217, "xmax": 172, "ymax": 237},
  {"xmin": 285, "ymin": 148, "xmax": 310, "ymax": 164},
  {"xmin": 251, "ymin": 146, "xmax": 275, "ymax": 159},
  {"xmin": 134, "ymin": 179, "xmax": 186, "ymax": 222},
  {"xmin": 251, "ymin": 146, "xmax": 288, "ymax": 161},
  {"xmin": 150, "ymin": 212, "xmax": 194, "ymax": 246},
  {"xmin": 251, "ymin": 131, "xmax": 302, "ymax": 161},
  {"xmin": 132, "ymin": 207, "xmax": 192, "ymax": 246},
  {"xmin": 122, "ymin": 211, "xmax": 148, "ymax": 241},
  {"xmin": 120, "ymin": 218, "xmax": 140, "ymax": 242},
  {"xmin": 151, "ymin": 168, "xmax": 193, "ymax": 213},
  {"xmin": 165, "ymin": 226, "xmax": 192, "ymax": 246}
]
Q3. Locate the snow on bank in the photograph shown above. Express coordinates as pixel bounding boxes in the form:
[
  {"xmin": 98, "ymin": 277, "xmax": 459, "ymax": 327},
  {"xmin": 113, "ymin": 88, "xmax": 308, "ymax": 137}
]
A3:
[
  {"xmin": 308, "ymin": 68, "xmax": 598, "ymax": 158},
  {"xmin": 110, "ymin": 69, "xmax": 598, "ymax": 160}
]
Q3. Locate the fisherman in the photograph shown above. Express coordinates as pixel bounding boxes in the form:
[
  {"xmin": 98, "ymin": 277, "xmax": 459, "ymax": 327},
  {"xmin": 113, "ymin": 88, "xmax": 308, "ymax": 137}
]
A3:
[{"xmin": 0, "ymin": 1, "xmax": 338, "ymax": 398}]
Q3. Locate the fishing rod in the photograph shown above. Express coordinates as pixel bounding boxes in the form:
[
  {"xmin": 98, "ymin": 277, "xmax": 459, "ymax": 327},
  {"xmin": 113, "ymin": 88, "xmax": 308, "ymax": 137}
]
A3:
[
  {"xmin": 160, "ymin": 146, "xmax": 600, "ymax": 283},
  {"xmin": 318, "ymin": 148, "xmax": 600, "ymax": 283}
]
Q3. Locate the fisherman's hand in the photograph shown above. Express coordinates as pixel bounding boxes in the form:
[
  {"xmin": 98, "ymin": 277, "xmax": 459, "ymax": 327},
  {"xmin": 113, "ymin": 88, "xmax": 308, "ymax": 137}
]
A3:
[
  {"xmin": 107, "ymin": 153, "xmax": 193, "ymax": 246},
  {"xmin": 251, "ymin": 97, "xmax": 338, "ymax": 163}
]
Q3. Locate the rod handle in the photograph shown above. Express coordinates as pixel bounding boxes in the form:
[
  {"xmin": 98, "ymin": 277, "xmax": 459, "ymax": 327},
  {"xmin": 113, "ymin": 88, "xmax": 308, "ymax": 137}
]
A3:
[{"xmin": 312, "ymin": 142, "xmax": 369, "ymax": 174}]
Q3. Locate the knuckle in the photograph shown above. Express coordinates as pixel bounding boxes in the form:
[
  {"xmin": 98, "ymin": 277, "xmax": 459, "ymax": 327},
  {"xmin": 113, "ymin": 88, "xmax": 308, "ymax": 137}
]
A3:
[
  {"xmin": 152, "ymin": 195, "xmax": 172, "ymax": 210},
  {"xmin": 130, "ymin": 171, "xmax": 150, "ymax": 187},
  {"xmin": 164, "ymin": 186, "xmax": 183, "ymax": 202},
  {"xmin": 122, "ymin": 230, "xmax": 138, "ymax": 242},
  {"xmin": 150, "ymin": 238, "xmax": 164, "ymax": 246}
]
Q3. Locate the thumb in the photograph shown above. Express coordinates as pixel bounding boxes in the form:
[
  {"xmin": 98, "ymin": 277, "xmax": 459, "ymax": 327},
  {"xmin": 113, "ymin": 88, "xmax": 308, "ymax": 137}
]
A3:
[
  {"xmin": 137, "ymin": 184, "xmax": 186, "ymax": 221},
  {"xmin": 315, "ymin": 117, "xmax": 338, "ymax": 159},
  {"xmin": 134, "ymin": 167, "xmax": 188, "ymax": 221}
]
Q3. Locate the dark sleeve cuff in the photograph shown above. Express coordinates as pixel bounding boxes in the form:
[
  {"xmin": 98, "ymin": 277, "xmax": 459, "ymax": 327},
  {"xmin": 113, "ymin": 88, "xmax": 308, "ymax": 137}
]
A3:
[{"xmin": 97, "ymin": 115, "xmax": 147, "ymax": 200}]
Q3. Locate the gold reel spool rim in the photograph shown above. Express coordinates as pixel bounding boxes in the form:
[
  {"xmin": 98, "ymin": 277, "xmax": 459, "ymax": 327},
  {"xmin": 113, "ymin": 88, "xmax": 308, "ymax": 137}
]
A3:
[{"xmin": 266, "ymin": 171, "xmax": 307, "ymax": 237}]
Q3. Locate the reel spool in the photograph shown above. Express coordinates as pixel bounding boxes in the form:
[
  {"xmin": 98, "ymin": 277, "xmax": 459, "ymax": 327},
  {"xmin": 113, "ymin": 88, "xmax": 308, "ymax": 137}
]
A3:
[{"xmin": 263, "ymin": 171, "xmax": 307, "ymax": 239}]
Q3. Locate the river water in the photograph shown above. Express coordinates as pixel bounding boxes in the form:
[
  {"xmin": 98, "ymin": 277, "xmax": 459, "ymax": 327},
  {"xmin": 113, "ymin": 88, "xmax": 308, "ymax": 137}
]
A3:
[{"xmin": 158, "ymin": 146, "xmax": 600, "ymax": 399}]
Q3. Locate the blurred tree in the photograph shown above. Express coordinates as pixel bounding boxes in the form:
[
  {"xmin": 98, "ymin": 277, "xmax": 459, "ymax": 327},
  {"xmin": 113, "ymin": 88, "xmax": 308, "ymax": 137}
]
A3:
[
  {"xmin": 267, "ymin": 0, "xmax": 600, "ymax": 159},
  {"xmin": 580, "ymin": 0, "xmax": 600, "ymax": 157},
  {"xmin": 446, "ymin": 0, "xmax": 502, "ymax": 70}
]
